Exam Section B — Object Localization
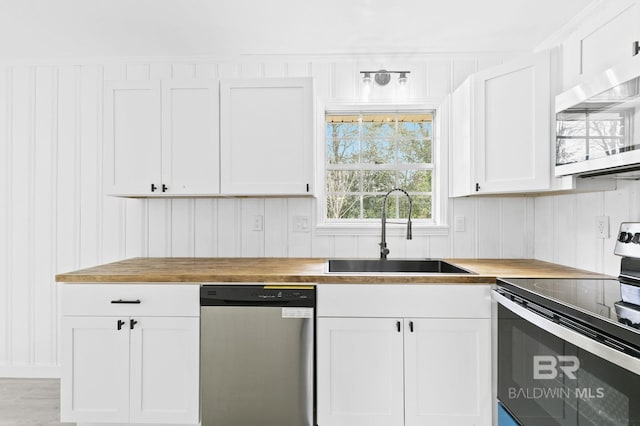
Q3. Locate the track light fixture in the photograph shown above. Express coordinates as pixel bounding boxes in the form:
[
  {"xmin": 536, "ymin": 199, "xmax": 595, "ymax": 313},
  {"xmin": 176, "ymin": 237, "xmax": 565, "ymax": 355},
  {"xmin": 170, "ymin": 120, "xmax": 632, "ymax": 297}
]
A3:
[{"xmin": 360, "ymin": 70, "xmax": 411, "ymax": 86}]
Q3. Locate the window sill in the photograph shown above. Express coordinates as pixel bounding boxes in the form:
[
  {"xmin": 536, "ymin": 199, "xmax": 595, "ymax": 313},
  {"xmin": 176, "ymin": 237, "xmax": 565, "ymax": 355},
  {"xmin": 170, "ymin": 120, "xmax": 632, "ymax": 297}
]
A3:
[{"xmin": 315, "ymin": 222, "xmax": 450, "ymax": 237}]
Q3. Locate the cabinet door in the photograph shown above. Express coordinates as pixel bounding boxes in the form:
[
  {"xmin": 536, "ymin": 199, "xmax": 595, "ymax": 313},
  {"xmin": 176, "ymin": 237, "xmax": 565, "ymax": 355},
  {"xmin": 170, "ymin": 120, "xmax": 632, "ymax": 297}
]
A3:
[
  {"xmin": 60, "ymin": 316, "xmax": 130, "ymax": 423},
  {"xmin": 449, "ymin": 77, "xmax": 474, "ymax": 197},
  {"xmin": 161, "ymin": 81, "xmax": 220, "ymax": 195},
  {"xmin": 562, "ymin": 0, "xmax": 640, "ymax": 89},
  {"xmin": 220, "ymin": 78, "xmax": 314, "ymax": 195},
  {"xmin": 473, "ymin": 52, "xmax": 550, "ymax": 194},
  {"xmin": 317, "ymin": 317, "xmax": 404, "ymax": 426},
  {"xmin": 404, "ymin": 318, "xmax": 491, "ymax": 426},
  {"xmin": 129, "ymin": 317, "xmax": 200, "ymax": 424},
  {"xmin": 104, "ymin": 80, "xmax": 161, "ymax": 196}
]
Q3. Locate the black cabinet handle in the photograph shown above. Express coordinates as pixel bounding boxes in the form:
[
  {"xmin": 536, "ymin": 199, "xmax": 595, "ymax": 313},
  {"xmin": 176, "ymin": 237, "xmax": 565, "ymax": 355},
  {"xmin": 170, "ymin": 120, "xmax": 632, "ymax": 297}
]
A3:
[
  {"xmin": 475, "ymin": 182, "xmax": 480, "ymax": 192},
  {"xmin": 162, "ymin": 184, "xmax": 168, "ymax": 192},
  {"xmin": 151, "ymin": 183, "xmax": 157, "ymax": 192},
  {"xmin": 130, "ymin": 319, "xmax": 138, "ymax": 330},
  {"xmin": 409, "ymin": 321, "xmax": 414, "ymax": 333},
  {"xmin": 111, "ymin": 299, "xmax": 141, "ymax": 304},
  {"xmin": 634, "ymin": 41, "xmax": 640, "ymax": 56},
  {"xmin": 117, "ymin": 320, "xmax": 126, "ymax": 330},
  {"xmin": 396, "ymin": 321, "xmax": 401, "ymax": 332}
]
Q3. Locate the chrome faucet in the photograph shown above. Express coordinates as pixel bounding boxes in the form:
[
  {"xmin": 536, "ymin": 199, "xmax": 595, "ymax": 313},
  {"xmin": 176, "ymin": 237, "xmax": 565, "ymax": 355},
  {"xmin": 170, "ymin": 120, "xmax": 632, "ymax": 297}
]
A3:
[{"xmin": 379, "ymin": 188, "xmax": 413, "ymax": 259}]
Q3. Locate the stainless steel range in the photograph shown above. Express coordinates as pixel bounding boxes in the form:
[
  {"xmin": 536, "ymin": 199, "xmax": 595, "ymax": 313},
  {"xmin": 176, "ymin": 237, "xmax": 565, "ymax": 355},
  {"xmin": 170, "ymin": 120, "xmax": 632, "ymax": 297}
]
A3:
[{"xmin": 494, "ymin": 222, "xmax": 640, "ymax": 425}]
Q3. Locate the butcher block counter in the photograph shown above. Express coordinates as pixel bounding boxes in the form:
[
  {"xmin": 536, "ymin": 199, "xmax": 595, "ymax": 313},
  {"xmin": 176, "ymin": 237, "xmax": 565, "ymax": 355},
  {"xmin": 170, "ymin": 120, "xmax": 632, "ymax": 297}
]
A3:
[{"xmin": 55, "ymin": 257, "xmax": 611, "ymax": 284}]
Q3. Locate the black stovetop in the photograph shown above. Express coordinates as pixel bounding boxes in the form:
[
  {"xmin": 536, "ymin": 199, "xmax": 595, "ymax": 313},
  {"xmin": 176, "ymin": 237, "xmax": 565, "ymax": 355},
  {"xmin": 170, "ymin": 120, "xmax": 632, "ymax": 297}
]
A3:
[{"xmin": 497, "ymin": 276, "xmax": 640, "ymax": 351}]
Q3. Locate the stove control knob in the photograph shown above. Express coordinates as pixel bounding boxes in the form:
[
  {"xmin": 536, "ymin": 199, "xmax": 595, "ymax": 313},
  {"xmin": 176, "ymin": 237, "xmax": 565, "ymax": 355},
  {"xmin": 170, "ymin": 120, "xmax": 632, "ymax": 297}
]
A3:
[
  {"xmin": 619, "ymin": 231, "xmax": 628, "ymax": 242},
  {"xmin": 625, "ymin": 232, "xmax": 634, "ymax": 243},
  {"xmin": 633, "ymin": 233, "xmax": 640, "ymax": 244}
]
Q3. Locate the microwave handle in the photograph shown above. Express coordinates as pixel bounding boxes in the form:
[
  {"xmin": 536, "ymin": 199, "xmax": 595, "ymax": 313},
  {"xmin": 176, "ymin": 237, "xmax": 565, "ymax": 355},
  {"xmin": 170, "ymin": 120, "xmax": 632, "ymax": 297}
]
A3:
[{"xmin": 492, "ymin": 290, "xmax": 640, "ymax": 376}]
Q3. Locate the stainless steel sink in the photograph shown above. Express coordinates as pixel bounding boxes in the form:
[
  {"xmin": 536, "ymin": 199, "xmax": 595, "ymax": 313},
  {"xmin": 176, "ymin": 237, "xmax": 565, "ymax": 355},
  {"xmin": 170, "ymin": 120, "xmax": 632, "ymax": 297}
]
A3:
[{"xmin": 326, "ymin": 259, "xmax": 474, "ymax": 274}]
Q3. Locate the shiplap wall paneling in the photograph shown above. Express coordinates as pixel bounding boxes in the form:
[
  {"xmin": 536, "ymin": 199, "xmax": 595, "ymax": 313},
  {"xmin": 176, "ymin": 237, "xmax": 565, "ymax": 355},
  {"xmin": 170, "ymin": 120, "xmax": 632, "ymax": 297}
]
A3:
[
  {"xmin": 194, "ymin": 198, "xmax": 217, "ymax": 257},
  {"xmin": 102, "ymin": 64, "xmax": 126, "ymax": 265},
  {"xmin": 217, "ymin": 199, "xmax": 241, "ymax": 257},
  {"xmin": 477, "ymin": 198, "xmax": 502, "ymax": 258},
  {"xmin": 427, "ymin": 61, "xmax": 452, "ymax": 100},
  {"xmin": 33, "ymin": 66, "xmax": 57, "ymax": 368},
  {"xmin": 603, "ymin": 182, "xmax": 638, "ymax": 274},
  {"xmin": 502, "ymin": 197, "xmax": 533, "ymax": 258},
  {"xmin": 9, "ymin": 66, "xmax": 33, "ymax": 369},
  {"xmin": 241, "ymin": 198, "xmax": 265, "ymax": 258},
  {"xmin": 452, "ymin": 198, "xmax": 477, "ymax": 258},
  {"xmin": 0, "ymin": 65, "xmax": 8, "ymax": 366},
  {"xmin": 553, "ymin": 194, "xmax": 578, "ymax": 268},
  {"xmin": 533, "ymin": 180, "xmax": 640, "ymax": 276},
  {"xmin": 288, "ymin": 198, "xmax": 313, "ymax": 257},
  {"xmin": 575, "ymin": 192, "xmax": 605, "ymax": 273},
  {"xmin": 264, "ymin": 198, "xmax": 288, "ymax": 258}
]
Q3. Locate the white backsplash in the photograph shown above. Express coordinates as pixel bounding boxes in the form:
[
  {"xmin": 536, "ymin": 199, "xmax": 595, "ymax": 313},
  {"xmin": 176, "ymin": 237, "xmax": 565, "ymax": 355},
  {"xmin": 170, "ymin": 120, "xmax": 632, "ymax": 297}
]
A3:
[{"xmin": 534, "ymin": 179, "xmax": 640, "ymax": 277}]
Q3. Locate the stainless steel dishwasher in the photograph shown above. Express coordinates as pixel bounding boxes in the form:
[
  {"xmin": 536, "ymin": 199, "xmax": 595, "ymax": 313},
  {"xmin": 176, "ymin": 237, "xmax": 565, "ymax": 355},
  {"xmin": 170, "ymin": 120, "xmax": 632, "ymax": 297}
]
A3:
[{"xmin": 200, "ymin": 284, "xmax": 315, "ymax": 426}]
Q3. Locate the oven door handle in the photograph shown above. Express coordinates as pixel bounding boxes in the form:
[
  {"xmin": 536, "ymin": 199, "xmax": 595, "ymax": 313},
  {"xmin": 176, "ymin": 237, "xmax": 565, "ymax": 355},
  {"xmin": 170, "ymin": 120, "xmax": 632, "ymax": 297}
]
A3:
[{"xmin": 492, "ymin": 290, "xmax": 640, "ymax": 375}]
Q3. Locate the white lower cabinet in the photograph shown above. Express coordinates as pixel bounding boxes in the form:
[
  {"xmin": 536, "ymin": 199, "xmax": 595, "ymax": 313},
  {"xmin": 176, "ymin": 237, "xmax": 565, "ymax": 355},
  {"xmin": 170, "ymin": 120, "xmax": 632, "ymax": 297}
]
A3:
[
  {"xmin": 317, "ymin": 284, "xmax": 492, "ymax": 426},
  {"xmin": 60, "ymin": 284, "xmax": 200, "ymax": 425},
  {"xmin": 317, "ymin": 317, "xmax": 405, "ymax": 426},
  {"xmin": 404, "ymin": 318, "xmax": 491, "ymax": 426},
  {"xmin": 61, "ymin": 316, "xmax": 131, "ymax": 423}
]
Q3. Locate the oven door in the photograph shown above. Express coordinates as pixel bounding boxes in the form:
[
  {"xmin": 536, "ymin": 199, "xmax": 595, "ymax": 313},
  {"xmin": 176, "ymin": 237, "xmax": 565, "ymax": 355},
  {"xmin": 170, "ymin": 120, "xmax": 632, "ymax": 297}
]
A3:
[{"xmin": 495, "ymin": 292, "xmax": 640, "ymax": 426}]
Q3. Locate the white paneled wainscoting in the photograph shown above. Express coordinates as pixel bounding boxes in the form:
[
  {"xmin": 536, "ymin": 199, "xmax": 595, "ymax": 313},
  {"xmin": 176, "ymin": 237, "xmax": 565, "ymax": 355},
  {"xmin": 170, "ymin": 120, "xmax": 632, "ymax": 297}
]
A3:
[{"xmin": 3, "ymin": 54, "xmax": 538, "ymax": 376}]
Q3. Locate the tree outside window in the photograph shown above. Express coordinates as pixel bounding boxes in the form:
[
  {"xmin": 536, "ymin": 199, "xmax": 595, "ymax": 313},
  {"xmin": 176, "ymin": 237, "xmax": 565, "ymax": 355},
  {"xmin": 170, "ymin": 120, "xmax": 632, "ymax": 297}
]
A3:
[{"xmin": 325, "ymin": 112, "xmax": 434, "ymax": 222}]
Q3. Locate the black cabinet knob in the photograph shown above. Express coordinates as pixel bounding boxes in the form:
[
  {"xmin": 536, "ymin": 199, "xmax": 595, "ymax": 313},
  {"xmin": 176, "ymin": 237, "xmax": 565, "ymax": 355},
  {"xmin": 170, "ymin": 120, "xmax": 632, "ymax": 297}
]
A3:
[
  {"xmin": 117, "ymin": 320, "xmax": 125, "ymax": 330},
  {"xmin": 130, "ymin": 319, "xmax": 138, "ymax": 330},
  {"xmin": 151, "ymin": 183, "xmax": 157, "ymax": 192}
]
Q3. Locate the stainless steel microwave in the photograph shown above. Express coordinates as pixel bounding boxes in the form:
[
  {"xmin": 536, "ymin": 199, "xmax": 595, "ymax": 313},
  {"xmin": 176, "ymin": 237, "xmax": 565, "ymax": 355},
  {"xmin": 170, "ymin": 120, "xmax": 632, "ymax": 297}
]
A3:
[{"xmin": 555, "ymin": 60, "xmax": 640, "ymax": 177}]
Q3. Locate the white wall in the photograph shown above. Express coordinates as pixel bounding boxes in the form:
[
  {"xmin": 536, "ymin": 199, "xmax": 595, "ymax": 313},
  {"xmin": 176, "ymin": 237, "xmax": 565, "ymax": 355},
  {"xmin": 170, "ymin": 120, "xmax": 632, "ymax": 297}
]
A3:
[
  {"xmin": 534, "ymin": 180, "xmax": 640, "ymax": 276},
  {"xmin": 0, "ymin": 54, "xmax": 538, "ymax": 376}
]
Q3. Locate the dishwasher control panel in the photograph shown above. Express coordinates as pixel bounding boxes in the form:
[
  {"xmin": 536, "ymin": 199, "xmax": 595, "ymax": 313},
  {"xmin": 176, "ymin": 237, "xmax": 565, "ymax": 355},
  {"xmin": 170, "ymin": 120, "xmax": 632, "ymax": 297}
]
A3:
[{"xmin": 200, "ymin": 285, "xmax": 315, "ymax": 307}]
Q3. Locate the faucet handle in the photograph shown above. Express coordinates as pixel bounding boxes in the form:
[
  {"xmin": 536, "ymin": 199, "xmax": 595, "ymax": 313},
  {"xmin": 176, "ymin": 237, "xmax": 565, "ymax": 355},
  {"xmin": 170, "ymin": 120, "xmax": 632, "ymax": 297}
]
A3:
[{"xmin": 379, "ymin": 243, "xmax": 390, "ymax": 259}]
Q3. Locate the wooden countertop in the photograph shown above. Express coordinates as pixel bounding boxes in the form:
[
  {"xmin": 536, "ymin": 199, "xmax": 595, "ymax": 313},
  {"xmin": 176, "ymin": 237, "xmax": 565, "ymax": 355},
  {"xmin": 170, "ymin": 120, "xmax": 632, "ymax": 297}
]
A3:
[{"xmin": 55, "ymin": 257, "xmax": 611, "ymax": 284}]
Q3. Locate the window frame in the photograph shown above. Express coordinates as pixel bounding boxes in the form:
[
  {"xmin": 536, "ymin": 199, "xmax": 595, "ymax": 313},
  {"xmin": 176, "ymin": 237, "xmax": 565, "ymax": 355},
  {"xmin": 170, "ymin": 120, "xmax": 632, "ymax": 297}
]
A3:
[{"xmin": 316, "ymin": 101, "xmax": 449, "ymax": 236}]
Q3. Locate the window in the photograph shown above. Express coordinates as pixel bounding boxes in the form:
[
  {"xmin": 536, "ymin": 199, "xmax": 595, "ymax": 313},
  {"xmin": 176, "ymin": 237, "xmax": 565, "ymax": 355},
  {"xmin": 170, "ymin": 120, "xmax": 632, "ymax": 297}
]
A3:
[{"xmin": 324, "ymin": 111, "xmax": 435, "ymax": 225}]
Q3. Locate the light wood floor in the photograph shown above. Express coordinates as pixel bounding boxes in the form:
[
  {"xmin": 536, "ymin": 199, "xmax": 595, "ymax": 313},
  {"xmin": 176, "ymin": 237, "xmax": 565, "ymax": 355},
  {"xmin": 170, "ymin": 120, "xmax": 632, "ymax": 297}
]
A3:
[{"xmin": 0, "ymin": 379, "xmax": 74, "ymax": 426}]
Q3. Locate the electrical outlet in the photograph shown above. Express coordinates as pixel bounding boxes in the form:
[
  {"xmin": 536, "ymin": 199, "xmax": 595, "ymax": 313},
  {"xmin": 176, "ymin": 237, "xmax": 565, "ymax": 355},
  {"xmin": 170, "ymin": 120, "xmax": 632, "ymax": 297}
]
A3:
[
  {"xmin": 595, "ymin": 216, "xmax": 609, "ymax": 239},
  {"xmin": 252, "ymin": 215, "xmax": 263, "ymax": 231},
  {"xmin": 293, "ymin": 216, "xmax": 310, "ymax": 233},
  {"xmin": 454, "ymin": 216, "xmax": 466, "ymax": 232}
]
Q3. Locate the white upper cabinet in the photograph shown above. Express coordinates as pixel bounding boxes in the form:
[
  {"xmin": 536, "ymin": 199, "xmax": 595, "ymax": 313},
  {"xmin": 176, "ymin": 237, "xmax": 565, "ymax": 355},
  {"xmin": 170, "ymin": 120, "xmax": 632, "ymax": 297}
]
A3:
[
  {"xmin": 104, "ymin": 80, "xmax": 219, "ymax": 196},
  {"xmin": 161, "ymin": 81, "xmax": 220, "ymax": 195},
  {"xmin": 561, "ymin": 0, "xmax": 640, "ymax": 90},
  {"xmin": 450, "ymin": 51, "xmax": 551, "ymax": 197},
  {"xmin": 104, "ymin": 81, "xmax": 162, "ymax": 196},
  {"xmin": 220, "ymin": 78, "xmax": 314, "ymax": 195}
]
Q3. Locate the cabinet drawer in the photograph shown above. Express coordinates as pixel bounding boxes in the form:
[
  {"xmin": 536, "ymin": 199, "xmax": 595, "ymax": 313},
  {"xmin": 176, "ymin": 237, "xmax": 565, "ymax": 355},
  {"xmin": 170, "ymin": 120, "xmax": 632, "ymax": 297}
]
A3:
[
  {"xmin": 62, "ymin": 284, "xmax": 199, "ymax": 317},
  {"xmin": 317, "ymin": 284, "xmax": 492, "ymax": 318}
]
